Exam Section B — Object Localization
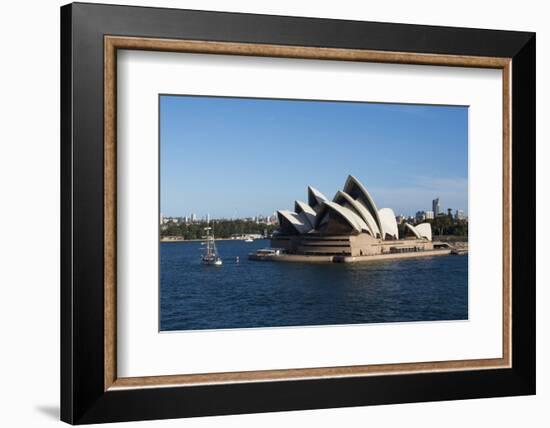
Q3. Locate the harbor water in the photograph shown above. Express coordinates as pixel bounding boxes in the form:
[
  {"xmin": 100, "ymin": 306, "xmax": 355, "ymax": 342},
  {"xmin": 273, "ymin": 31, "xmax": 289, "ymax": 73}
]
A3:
[{"xmin": 160, "ymin": 239, "xmax": 468, "ymax": 331}]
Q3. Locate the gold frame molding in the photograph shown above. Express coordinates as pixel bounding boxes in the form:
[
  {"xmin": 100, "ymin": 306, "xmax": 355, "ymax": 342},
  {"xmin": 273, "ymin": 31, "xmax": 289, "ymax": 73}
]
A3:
[{"xmin": 104, "ymin": 36, "xmax": 512, "ymax": 391}]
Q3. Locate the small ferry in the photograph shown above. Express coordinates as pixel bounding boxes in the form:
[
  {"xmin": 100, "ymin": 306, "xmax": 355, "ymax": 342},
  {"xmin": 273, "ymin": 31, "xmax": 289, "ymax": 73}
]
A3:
[
  {"xmin": 248, "ymin": 248, "xmax": 285, "ymax": 261},
  {"xmin": 201, "ymin": 227, "xmax": 222, "ymax": 266}
]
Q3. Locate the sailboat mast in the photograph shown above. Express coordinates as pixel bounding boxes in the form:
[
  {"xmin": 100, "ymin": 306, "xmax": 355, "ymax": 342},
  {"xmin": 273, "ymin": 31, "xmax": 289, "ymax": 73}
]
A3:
[{"xmin": 201, "ymin": 224, "xmax": 222, "ymax": 265}]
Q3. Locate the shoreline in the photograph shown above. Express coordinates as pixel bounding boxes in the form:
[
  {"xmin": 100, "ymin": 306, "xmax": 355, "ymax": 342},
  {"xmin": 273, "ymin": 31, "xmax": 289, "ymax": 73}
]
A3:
[{"xmin": 160, "ymin": 237, "xmax": 266, "ymax": 243}]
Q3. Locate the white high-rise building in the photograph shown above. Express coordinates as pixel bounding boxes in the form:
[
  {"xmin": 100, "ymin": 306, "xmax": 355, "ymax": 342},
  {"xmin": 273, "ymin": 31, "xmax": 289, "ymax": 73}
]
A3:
[{"xmin": 432, "ymin": 197, "xmax": 440, "ymax": 216}]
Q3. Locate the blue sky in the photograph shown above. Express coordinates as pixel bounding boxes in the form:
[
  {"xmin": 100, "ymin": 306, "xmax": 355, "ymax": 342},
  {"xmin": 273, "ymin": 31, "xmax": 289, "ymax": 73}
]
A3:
[{"xmin": 160, "ymin": 95, "xmax": 468, "ymax": 218}]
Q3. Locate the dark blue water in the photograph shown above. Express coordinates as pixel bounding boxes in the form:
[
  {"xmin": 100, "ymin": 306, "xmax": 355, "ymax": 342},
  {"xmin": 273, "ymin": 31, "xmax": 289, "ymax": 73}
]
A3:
[{"xmin": 160, "ymin": 239, "xmax": 468, "ymax": 331}]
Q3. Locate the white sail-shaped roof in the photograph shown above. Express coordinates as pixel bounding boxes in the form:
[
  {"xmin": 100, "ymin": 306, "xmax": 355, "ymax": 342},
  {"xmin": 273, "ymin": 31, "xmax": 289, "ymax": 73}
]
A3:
[
  {"xmin": 342, "ymin": 175, "xmax": 383, "ymax": 233},
  {"xmin": 276, "ymin": 210, "xmax": 311, "ymax": 235},
  {"xmin": 404, "ymin": 223, "xmax": 422, "ymax": 239},
  {"xmin": 333, "ymin": 191, "xmax": 380, "ymax": 237},
  {"xmin": 275, "ymin": 175, "xmax": 412, "ymax": 241},
  {"xmin": 415, "ymin": 223, "xmax": 432, "ymax": 241},
  {"xmin": 294, "ymin": 200, "xmax": 317, "ymax": 228},
  {"xmin": 317, "ymin": 201, "xmax": 370, "ymax": 234},
  {"xmin": 378, "ymin": 208, "xmax": 399, "ymax": 240},
  {"xmin": 308, "ymin": 186, "xmax": 328, "ymax": 212},
  {"xmin": 404, "ymin": 223, "xmax": 432, "ymax": 241}
]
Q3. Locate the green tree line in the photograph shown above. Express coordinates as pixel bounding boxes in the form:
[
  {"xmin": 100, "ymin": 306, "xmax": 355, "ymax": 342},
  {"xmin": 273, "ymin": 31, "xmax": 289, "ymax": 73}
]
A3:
[{"xmin": 161, "ymin": 220, "xmax": 277, "ymax": 240}]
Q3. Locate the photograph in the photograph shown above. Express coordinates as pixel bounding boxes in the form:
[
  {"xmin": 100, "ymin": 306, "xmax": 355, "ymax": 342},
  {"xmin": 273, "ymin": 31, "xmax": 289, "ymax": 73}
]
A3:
[{"xmin": 159, "ymin": 95, "xmax": 469, "ymax": 331}]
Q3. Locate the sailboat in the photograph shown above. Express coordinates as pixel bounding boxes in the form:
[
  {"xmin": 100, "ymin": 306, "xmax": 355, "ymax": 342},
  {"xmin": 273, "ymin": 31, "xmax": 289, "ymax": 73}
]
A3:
[{"xmin": 201, "ymin": 227, "xmax": 222, "ymax": 266}]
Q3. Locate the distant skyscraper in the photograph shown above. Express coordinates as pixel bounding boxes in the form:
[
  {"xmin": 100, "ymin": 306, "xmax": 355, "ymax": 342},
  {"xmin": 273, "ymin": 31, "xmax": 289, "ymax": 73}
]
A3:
[
  {"xmin": 432, "ymin": 197, "xmax": 440, "ymax": 216},
  {"xmin": 455, "ymin": 209, "xmax": 465, "ymax": 220},
  {"xmin": 160, "ymin": 212, "xmax": 164, "ymax": 225},
  {"xmin": 425, "ymin": 210, "xmax": 435, "ymax": 220}
]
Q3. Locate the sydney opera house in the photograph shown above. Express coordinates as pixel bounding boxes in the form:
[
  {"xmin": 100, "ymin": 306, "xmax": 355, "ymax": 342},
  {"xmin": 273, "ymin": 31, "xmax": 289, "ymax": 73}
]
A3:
[{"xmin": 267, "ymin": 175, "xmax": 439, "ymax": 261}]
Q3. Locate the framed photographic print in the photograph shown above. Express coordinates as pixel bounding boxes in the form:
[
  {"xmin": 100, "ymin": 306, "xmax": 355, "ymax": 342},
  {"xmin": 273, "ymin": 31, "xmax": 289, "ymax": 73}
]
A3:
[{"xmin": 60, "ymin": 2, "xmax": 536, "ymax": 424}]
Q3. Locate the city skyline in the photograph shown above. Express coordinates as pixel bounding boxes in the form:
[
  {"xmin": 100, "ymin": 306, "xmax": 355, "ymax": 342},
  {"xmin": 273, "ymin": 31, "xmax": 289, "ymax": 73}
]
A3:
[
  {"xmin": 160, "ymin": 95, "xmax": 468, "ymax": 218},
  {"xmin": 161, "ymin": 194, "xmax": 467, "ymax": 224}
]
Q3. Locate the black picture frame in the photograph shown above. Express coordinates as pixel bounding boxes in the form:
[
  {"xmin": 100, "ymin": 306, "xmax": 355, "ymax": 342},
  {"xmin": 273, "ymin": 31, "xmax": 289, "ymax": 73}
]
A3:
[{"xmin": 61, "ymin": 2, "xmax": 535, "ymax": 424}]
